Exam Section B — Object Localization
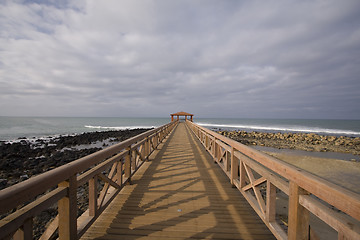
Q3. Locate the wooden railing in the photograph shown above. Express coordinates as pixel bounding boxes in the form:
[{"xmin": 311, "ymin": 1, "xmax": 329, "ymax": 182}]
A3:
[
  {"xmin": 0, "ymin": 121, "xmax": 177, "ymax": 240},
  {"xmin": 186, "ymin": 121, "xmax": 360, "ymax": 240}
]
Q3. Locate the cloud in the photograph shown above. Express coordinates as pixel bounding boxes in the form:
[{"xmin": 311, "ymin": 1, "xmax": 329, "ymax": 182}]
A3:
[{"xmin": 0, "ymin": 0, "xmax": 360, "ymax": 118}]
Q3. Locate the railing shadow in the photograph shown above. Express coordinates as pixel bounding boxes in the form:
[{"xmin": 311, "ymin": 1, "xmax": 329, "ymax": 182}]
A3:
[{"xmin": 89, "ymin": 123, "xmax": 274, "ymax": 239}]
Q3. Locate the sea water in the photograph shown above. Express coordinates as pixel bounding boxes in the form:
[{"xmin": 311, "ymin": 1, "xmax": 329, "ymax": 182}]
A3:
[
  {"xmin": 0, "ymin": 116, "xmax": 359, "ymax": 141},
  {"xmin": 196, "ymin": 118, "xmax": 360, "ymax": 137}
]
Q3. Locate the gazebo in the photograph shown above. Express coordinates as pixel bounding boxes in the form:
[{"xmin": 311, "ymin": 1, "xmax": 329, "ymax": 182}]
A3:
[{"xmin": 171, "ymin": 111, "xmax": 194, "ymax": 122}]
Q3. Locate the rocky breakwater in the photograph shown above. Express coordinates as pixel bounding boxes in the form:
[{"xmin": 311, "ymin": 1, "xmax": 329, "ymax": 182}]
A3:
[
  {"xmin": 0, "ymin": 128, "xmax": 149, "ymax": 238},
  {"xmin": 217, "ymin": 130, "xmax": 360, "ymax": 156}
]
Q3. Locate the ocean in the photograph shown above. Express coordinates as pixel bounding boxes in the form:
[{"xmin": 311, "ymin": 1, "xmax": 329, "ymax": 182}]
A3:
[{"xmin": 0, "ymin": 116, "xmax": 359, "ymax": 142}]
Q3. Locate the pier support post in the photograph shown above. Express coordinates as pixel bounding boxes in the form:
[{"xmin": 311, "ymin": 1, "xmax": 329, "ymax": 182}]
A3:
[
  {"xmin": 89, "ymin": 176, "xmax": 98, "ymax": 217},
  {"xmin": 13, "ymin": 218, "xmax": 33, "ymax": 240},
  {"xmin": 266, "ymin": 181, "xmax": 276, "ymax": 222},
  {"xmin": 125, "ymin": 147, "xmax": 132, "ymax": 185},
  {"xmin": 117, "ymin": 160, "xmax": 123, "ymax": 186},
  {"xmin": 58, "ymin": 175, "xmax": 77, "ymax": 240},
  {"xmin": 230, "ymin": 147, "xmax": 238, "ymax": 186},
  {"xmin": 288, "ymin": 182, "xmax": 309, "ymax": 240}
]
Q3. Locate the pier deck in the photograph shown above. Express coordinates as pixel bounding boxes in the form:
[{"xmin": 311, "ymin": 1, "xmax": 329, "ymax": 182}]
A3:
[{"xmin": 81, "ymin": 123, "xmax": 275, "ymax": 239}]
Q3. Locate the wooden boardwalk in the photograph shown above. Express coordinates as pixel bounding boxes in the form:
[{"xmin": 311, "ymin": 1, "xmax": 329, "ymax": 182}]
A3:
[{"xmin": 81, "ymin": 122, "xmax": 276, "ymax": 240}]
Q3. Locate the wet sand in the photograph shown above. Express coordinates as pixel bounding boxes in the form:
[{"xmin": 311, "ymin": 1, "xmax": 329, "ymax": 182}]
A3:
[{"xmin": 263, "ymin": 151, "xmax": 360, "ymax": 194}]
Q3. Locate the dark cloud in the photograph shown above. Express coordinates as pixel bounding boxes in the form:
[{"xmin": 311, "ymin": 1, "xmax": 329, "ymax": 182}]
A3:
[{"xmin": 1, "ymin": 0, "xmax": 360, "ymax": 118}]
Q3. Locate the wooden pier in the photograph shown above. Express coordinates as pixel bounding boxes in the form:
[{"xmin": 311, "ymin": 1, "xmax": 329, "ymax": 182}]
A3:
[
  {"xmin": 81, "ymin": 122, "xmax": 275, "ymax": 239},
  {"xmin": 1, "ymin": 116, "xmax": 360, "ymax": 240}
]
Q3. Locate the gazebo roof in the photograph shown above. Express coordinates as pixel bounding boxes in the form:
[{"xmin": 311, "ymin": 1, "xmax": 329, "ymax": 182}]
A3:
[{"xmin": 170, "ymin": 111, "xmax": 194, "ymax": 116}]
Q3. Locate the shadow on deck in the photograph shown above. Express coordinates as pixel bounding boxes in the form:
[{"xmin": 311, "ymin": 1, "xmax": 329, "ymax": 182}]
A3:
[{"xmin": 81, "ymin": 123, "xmax": 275, "ymax": 240}]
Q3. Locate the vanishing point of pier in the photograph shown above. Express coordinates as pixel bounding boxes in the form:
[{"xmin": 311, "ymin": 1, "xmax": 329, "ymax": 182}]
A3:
[{"xmin": 81, "ymin": 121, "xmax": 274, "ymax": 239}]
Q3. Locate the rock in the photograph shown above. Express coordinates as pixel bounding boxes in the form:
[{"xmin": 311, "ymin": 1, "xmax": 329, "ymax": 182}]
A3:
[
  {"xmin": 215, "ymin": 129, "xmax": 360, "ymax": 156},
  {"xmin": 20, "ymin": 174, "xmax": 29, "ymax": 181},
  {"xmin": 0, "ymin": 178, "xmax": 7, "ymax": 188}
]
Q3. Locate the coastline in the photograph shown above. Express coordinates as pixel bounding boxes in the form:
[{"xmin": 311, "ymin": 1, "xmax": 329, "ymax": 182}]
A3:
[
  {"xmin": 1, "ymin": 128, "xmax": 359, "ymax": 238},
  {"xmin": 0, "ymin": 128, "xmax": 150, "ymax": 189},
  {"xmin": 0, "ymin": 128, "xmax": 151, "ymax": 238},
  {"xmin": 1, "ymin": 128, "xmax": 358, "ymax": 190},
  {"xmin": 218, "ymin": 129, "xmax": 360, "ymax": 157}
]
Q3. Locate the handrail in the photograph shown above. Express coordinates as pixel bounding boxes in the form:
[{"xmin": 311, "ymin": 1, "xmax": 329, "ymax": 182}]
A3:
[
  {"xmin": 0, "ymin": 121, "xmax": 178, "ymax": 240},
  {"xmin": 186, "ymin": 121, "xmax": 360, "ymax": 240}
]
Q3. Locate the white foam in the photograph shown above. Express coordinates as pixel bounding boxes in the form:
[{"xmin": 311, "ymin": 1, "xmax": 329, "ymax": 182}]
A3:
[
  {"xmin": 196, "ymin": 122, "xmax": 360, "ymax": 136},
  {"xmin": 84, "ymin": 125, "xmax": 156, "ymax": 130}
]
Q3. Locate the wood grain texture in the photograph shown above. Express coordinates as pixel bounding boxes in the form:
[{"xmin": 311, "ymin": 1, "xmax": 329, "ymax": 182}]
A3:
[{"xmin": 81, "ymin": 123, "xmax": 275, "ymax": 240}]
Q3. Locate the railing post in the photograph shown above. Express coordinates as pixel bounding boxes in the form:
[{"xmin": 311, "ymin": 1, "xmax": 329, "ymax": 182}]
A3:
[
  {"xmin": 213, "ymin": 137, "xmax": 217, "ymax": 161},
  {"xmin": 266, "ymin": 181, "xmax": 276, "ymax": 222},
  {"xmin": 154, "ymin": 134, "xmax": 158, "ymax": 148},
  {"xmin": 140, "ymin": 143, "xmax": 145, "ymax": 162},
  {"xmin": 160, "ymin": 130, "xmax": 163, "ymax": 141},
  {"xmin": 146, "ymin": 137, "xmax": 150, "ymax": 160},
  {"xmin": 239, "ymin": 159, "xmax": 246, "ymax": 188},
  {"xmin": 226, "ymin": 151, "xmax": 231, "ymax": 171},
  {"xmin": 124, "ymin": 147, "xmax": 132, "ymax": 184},
  {"xmin": 117, "ymin": 160, "xmax": 123, "ymax": 185},
  {"xmin": 89, "ymin": 176, "xmax": 98, "ymax": 217},
  {"xmin": 288, "ymin": 181, "xmax": 310, "ymax": 240},
  {"xmin": 230, "ymin": 147, "xmax": 238, "ymax": 186},
  {"xmin": 58, "ymin": 175, "xmax": 77, "ymax": 240},
  {"xmin": 131, "ymin": 148, "xmax": 136, "ymax": 171},
  {"xmin": 13, "ymin": 218, "xmax": 33, "ymax": 240}
]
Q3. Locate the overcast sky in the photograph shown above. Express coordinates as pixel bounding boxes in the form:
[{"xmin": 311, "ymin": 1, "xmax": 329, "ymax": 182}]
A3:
[{"xmin": 1, "ymin": 0, "xmax": 360, "ymax": 119}]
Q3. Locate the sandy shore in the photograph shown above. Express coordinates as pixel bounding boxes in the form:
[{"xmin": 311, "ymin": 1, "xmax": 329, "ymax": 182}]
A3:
[
  {"xmin": 256, "ymin": 150, "xmax": 360, "ymax": 239},
  {"xmin": 266, "ymin": 151, "xmax": 360, "ymax": 194}
]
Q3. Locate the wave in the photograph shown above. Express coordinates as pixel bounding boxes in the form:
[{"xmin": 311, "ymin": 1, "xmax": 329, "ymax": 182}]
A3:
[
  {"xmin": 196, "ymin": 122, "xmax": 360, "ymax": 136},
  {"xmin": 84, "ymin": 125, "xmax": 156, "ymax": 130}
]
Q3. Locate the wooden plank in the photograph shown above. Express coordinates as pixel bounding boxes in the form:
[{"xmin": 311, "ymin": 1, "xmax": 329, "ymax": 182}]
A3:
[
  {"xmin": 13, "ymin": 218, "xmax": 32, "ymax": 240},
  {"xmin": 81, "ymin": 123, "xmax": 275, "ymax": 240},
  {"xmin": 266, "ymin": 181, "xmax": 276, "ymax": 222},
  {"xmin": 0, "ymin": 122, "xmax": 176, "ymax": 215},
  {"xmin": 124, "ymin": 147, "xmax": 132, "ymax": 184},
  {"xmin": 89, "ymin": 176, "xmax": 98, "ymax": 217},
  {"xmin": 288, "ymin": 182, "xmax": 309, "ymax": 240},
  {"xmin": 234, "ymin": 151, "xmax": 289, "ymax": 195},
  {"xmin": 39, "ymin": 215, "xmax": 58, "ymax": 240},
  {"xmin": 0, "ymin": 187, "xmax": 66, "ymax": 240},
  {"xmin": 58, "ymin": 175, "xmax": 77, "ymax": 240},
  {"xmin": 188, "ymin": 122, "xmax": 360, "ymax": 221},
  {"xmin": 299, "ymin": 195, "xmax": 360, "ymax": 240},
  {"xmin": 98, "ymin": 173, "xmax": 121, "ymax": 189}
]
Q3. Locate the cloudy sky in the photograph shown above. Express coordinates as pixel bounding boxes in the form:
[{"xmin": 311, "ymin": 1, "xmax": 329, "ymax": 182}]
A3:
[{"xmin": 1, "ymin": 0, "xmax": 360, "ymax": 119}]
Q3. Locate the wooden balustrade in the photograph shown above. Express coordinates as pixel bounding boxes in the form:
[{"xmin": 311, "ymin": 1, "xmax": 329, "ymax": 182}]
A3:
[
  {"xmin": 0, "ymin": 121, "xmax": 177, "ymax": 240},
  {"xmin": 186, "ymin": 121, "xmax": 360, "ymax": 240}
]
